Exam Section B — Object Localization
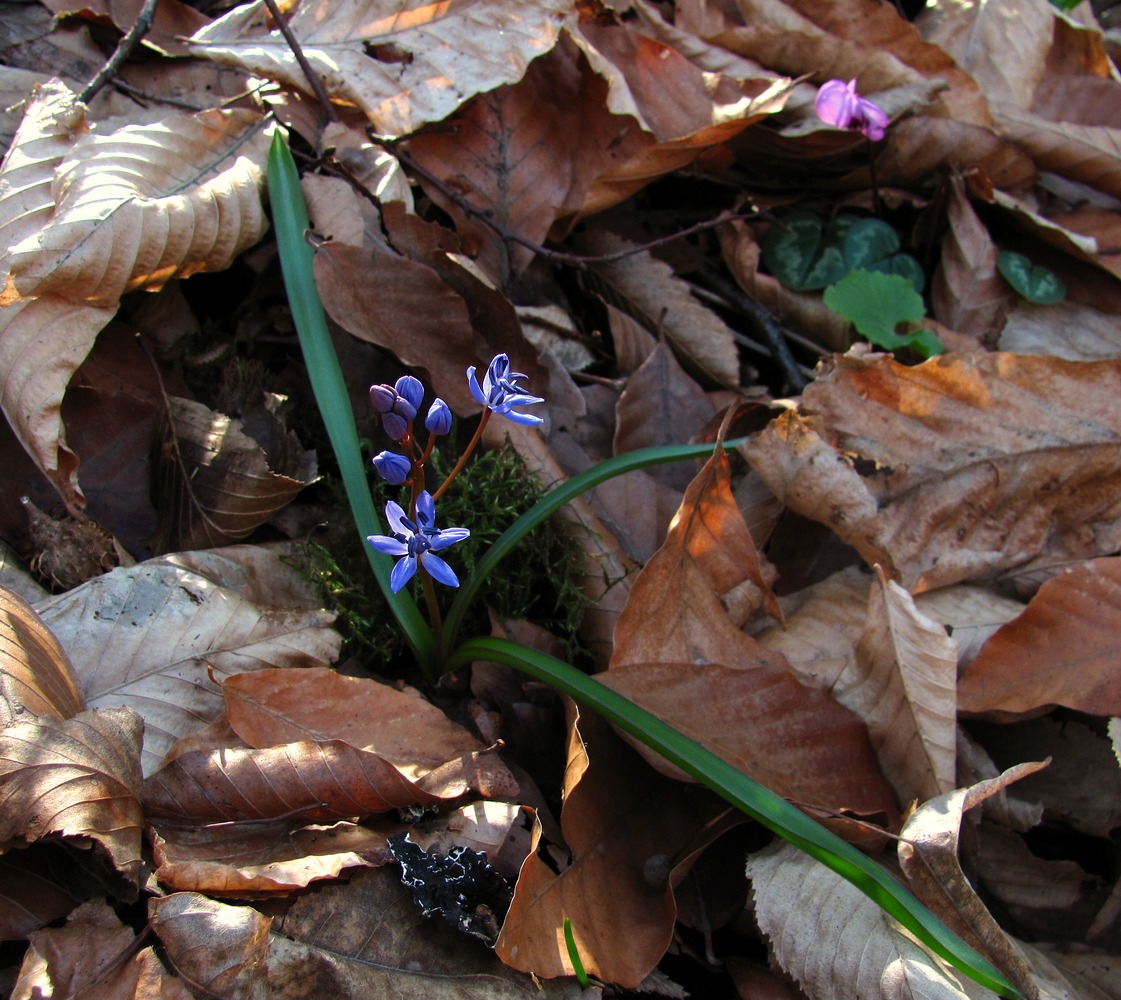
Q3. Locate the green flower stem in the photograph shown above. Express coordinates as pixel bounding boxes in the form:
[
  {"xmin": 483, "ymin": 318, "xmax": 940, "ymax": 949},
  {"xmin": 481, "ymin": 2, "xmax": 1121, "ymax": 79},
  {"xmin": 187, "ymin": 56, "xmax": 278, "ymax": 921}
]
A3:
[
  {"xmin": 441, "ymin": 441, "xmax": 745, "ymax": 653},
  {"xmin": 266, "ymin": 131, "xmax": 438, "ymax": 673},
  {"xmin": 447, "ymin": 637, "xmax": 1021, "ymax": 1000}
]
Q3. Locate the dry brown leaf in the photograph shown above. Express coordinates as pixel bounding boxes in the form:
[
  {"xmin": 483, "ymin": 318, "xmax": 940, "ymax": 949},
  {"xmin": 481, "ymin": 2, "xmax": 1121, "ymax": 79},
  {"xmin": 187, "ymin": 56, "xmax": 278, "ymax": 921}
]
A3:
[
  {"xmin": 959, "ymin": 557, "xmax": 1121, "ymax": 716},
  {"xmin": 0, "ymin": 102, "xmax": 272, "ymax": 307},
  {"xmin": 602, "ymin": 660, "xmax": 900, "ymax": 824},
  {"xmin": 0, "ymin": 706, "xmax": 143, "ymax": 885},
  {"xmin": 140, "ymin": 739, "xmax": 446, "ymax": 823},
  {"xmin": 152, "ymin": 395, "xmax": 318, "ymax": 553},
  {"xmin": 581, "ymin": 231, "xmax": 741, "ymax": 389},
  {"xmin": 848, "ymin": 566, "xmax": 959, "ymax": 805},
  {"xmin": 39, "ymin": 0, "xmax": 209, "ymax": 56},
  {"xmin": 149, "ymin": 892, "xmax": 271, "ymax": 1000},
  {"xmin": 913, "ymin": 584, "xmax": 1026, "ymax": 670},
  {"xmin": 0, "ymin": 583, "xmax": 83, "ymax": 726},
  {"xmin": 35, "ymin": 552, "xmax": 341, "ymax": 774},
  {"xmin": 496, "ymin": 707, "xmax": 727, "ymax": 986},
  {"xmin": 268, "ymin": 865, "xmax": 579, "ymax": 999},
  {"xmin": 150, "ymin": 820, "xmax": 386, "ymax": 897},
  {"xmin": 931, "ymin": 174, "xmax": 1012, "ymax": 340},
  {"xmin": 999, "ymin": 300, "xmax": 1121, "ymax": 360},
  {"xmin": 222, "ymin": 666, "xmax": 512, "ymax": 787},
  {"xmin": 13, "ymin": 900, "xmax": 193, "ymax": 1000},
  {"xmin": 189, "ymin": 0, "xmax": 572, "ymax": 137},
  {"xmin": 748, "ymin": 840, "xmax": 993, "ymax": 1000},
  {"xmin": 898, "ymin": 761, "xmax": 1052, "ymax": 1000},
  {"xmin": 744, "ymin": 353, "xmax": 1121, "ymax": 591}
]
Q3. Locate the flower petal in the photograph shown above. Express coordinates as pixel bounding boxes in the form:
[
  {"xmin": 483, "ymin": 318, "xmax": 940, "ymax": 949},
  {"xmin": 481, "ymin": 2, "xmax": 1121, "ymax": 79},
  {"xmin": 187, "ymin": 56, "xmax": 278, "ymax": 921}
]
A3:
[
  {"xmin": 467, "ymin": 366, "xmax": 488, "ymax": 407},
  {"xmin": 420, "ymin": 552, "xmax": 460, "ymax": 588},
  {"xmin": 429, "ymin": 526, "xmax": 470, "ymax": 551},
  {"xmin": 390, "ymin": 554, "xmax": 418, "ymax": 592},
  {"xmin": 415, "ymin": 491, "xmax": 436, "ymax": 529},
  {"xmin": 368, "ymin": 534, "xmax": 408, "ymax": 556},
  {"xmin": 814, "ymin": 78, "xmax": 857, "ymax": 129},
  {"xmin": 503, "ymin": 409, "xmax": 546, "ymax": 427},
  {"xmin": 384, "ymin": 500, "xmax": 411, "ymax": 537}
]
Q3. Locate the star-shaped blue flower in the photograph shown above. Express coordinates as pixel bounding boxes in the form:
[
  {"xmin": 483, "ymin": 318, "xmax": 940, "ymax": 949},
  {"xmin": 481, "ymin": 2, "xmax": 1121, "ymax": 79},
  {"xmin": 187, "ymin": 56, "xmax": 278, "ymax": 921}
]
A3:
[
  {"xmin": 368, "ymin": 491, "xmax": 470, "ymax": 592},
  {"xmin": 467, "ymin": 353, "xmax": 544, "ymax": 427}
]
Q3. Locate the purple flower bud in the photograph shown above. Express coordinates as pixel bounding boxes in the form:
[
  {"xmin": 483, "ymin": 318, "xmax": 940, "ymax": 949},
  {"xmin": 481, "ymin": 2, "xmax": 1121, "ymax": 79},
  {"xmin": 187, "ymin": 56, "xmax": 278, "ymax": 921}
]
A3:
[
  {"xmin": 373, "ymin": 450, "xmax": 412, "ymax": 485},
  {"xmin": 370, "ymin": 383, "xmax": 397, "ymax": 413},
  {"xmin": 380, "ymin": 411, "xmax": 408, "ymax": 442},
  {"xmin": 395, "ymin": 375, "xmax": 425, "ymax": 414},
  {"xmin": 425, "ymin": 398, "xmax": 452, "ymax": 436},
  {"xmin": 814, "ymin": 79, "xmax": 890, "ymax": 142}
]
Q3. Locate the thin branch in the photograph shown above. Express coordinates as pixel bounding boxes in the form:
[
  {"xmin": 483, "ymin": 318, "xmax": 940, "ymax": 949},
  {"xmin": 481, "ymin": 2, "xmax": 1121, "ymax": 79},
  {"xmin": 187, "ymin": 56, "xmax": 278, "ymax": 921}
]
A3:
[
  {"xmin": 79, "ymin": 0, "xmax": 159, "ymax": 104},
  {"xmin": 261, "ymin": 0, "xmax": 339, "ymax": 123}
]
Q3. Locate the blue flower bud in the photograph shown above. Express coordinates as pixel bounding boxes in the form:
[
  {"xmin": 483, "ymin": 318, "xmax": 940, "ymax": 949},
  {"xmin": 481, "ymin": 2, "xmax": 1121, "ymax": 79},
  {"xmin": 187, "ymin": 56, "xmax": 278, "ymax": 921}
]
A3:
[
  {"xmin": 380, "ymin": 411, "xmax": 408, "ymax": 442},
  {"xmin": 395, "ymin": 375, "xmax": 425, "ymax": 413},
  {"xmin": 369, "ymin": 384, "xmax": 396, "ymax": 414},
  {"xmin": 425, "ymin": 398, "xmax": 452, "ymax": 436},
  {"xmin": 372, "ymin": 450, "xmax": 412, "ymax": 485}
]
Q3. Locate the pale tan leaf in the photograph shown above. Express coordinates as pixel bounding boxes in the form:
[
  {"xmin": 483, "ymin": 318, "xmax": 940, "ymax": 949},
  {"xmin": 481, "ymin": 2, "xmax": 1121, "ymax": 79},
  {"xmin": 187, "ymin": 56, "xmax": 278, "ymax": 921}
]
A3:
[
  {"xmin": 743, "ymin": 354, "xmax": 1121, "ymax": 591},
  {"xmin": 848, "ymin": 566, "xmax": 959, "ymax": 805},
  {"xmin": 149, "ymin": 892, "xmax": 271, "ymax": 1000},
  {"xmin": 581, "ymin": 231, "xmax": 741, "ymax": 388},
  {"xmin": 898, "ymin": 761, "xmax": 1052, "ymax": 1000},
  {"xmin": 913, "ymin": 585, "xmax": 1025, "ymax": 670},
  {"xmin": 150, "ymin": 820, "xmax": 385, "ymax": 897},
  {"xmin": 35, "ymin": 553, "xmax": 341, "ymax": 774},
  {"xmin": 994, "ymin": 102, "xmax": 1121, "ymax": 201},
  {"xmin": 0, "ymin": 583, "xmax": 83, "ymax": 726},
  {"xmin": 13, "ymin": 901, "xmax": 193, "ymax": 1000},
  {"xmin": 270, "ymin": 865, "xmax": 580, "ymax": 998},
  {"xmin": 0, "ymin": 104, "xmax": 272, "ymax": 307},
  {"xmin": 959, "ymin": 557, "xmax": 1121, "ymax": 716},
  {"xmin": 917, "ymin": 0, "xmax": 1056, "ymax": 111},
  {"xmin": 748, "ymin": 841, "xmax": 992, "ymax": 1000},
  {"xmin": 152, "ymin": 395, "xmax": 318, "ymax": 552},
  {"xmin": 188, "ymin": 0, "xmax": 572, "ymax": 137},
  {"xmin": 0, "ymin": 706, "xmax": 143, "ymax": 883},
  {"xmin": 39, "ymin": 0, "xmax": 210, "ymax": 57},
  {"xmin": 931, "ymin": 175, "xmax": 1011, "ymax": 341},
  {"xmin": 998, "ymin": 300, "xmax": 1121, "ymax": 360}
]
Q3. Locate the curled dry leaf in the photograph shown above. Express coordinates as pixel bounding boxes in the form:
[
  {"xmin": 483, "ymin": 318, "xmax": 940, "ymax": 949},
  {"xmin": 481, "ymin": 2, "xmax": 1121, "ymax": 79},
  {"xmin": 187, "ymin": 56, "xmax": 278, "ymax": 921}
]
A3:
[
  {"xmin": 748, "ymin": 840, "xmax": 994, "ymax": 1000},
  {"xmin": 12, "ymin": 900, "xmax": 193, "ymax": 1000},
  {"xmin": 189, "ymin": 0, "xmax": 572, "ymax": 137},
  {"xmin": 744, "ymin": 353, "xmax": 1121, "ymax": 591},
  {"xmin": 0, "ymin": 706, "xmax": 144, "ymax": 885},
  {"xmin": 149, "ymin": 892, "xmax": 271, "ymax": 1000},
  {"xmin": 898, "ymin": 760, "xmax": 1053, "ymax": 1000},
  {"xmin": 0, "ymin": 583, "xmax": 83, "ymax": 726},
  {"xmin": 849, "ymin": 565, "xmax": 959, "ymax": 806},
  {"xmin": 151, "ymin": 395, "xmax": 319, "ymax": 553},
  {"xmin": 35, "ymin": 553, "xmax": 341, "ymax": 774}
]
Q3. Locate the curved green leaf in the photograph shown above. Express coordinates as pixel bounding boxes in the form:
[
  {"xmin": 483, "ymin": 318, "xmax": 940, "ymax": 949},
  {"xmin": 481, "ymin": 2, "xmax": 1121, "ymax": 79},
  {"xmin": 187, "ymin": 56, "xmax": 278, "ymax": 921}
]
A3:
[
  {"xmin": 997, "ymin": 251, "xmax": 1065, "ymax": 304},
  {"xmin": 763, "ymin": 212, "xmax": 849, "ymax": 291}
]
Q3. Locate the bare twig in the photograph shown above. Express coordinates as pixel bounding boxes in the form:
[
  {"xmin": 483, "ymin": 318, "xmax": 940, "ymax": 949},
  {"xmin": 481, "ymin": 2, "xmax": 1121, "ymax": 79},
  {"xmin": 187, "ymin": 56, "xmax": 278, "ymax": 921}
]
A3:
[
  {"xmin": 79, "ymin": 0, "xmax": 159, "ymax": 104},
  {"xmin": 261, "ymin": 0, "xmax": 339, "ymax": 123}
]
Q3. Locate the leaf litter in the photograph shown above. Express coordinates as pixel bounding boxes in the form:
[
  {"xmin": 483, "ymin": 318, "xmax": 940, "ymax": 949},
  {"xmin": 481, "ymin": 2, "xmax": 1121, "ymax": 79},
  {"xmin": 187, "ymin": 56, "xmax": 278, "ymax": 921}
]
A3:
[{"xmin": 2, "ymin": 0, "xmax": 1121, "ymax": 997}]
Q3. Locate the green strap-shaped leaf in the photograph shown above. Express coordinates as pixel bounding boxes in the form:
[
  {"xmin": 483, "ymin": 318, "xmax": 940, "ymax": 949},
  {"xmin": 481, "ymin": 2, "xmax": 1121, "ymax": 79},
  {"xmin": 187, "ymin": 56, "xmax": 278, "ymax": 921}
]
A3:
[
  {"xmin": 267, "ymin": 131, "xmax": 438, "ymax": 673},
  {"xmin": 447, "ymin": 637, "xmax": 1021, "ymax": 999}
]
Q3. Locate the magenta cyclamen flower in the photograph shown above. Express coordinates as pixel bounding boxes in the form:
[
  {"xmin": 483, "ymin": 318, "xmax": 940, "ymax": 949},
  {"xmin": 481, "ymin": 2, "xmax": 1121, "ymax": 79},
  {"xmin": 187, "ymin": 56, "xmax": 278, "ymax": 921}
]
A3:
[
  {"xmin": 368, "ymin": 491, "xmax": 469, "ymax": 592},
  {"xmin": 467, "ymin": 354, "xmax": 544, "ymax": 426},
  {"xmin": 815, "ymin": 79, "xmax": 890, "ymax": 142}
]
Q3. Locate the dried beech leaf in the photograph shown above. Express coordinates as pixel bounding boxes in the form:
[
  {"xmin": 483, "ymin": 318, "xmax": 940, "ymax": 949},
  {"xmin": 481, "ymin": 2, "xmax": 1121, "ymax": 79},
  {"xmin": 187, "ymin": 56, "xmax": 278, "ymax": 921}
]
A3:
[
  {"xmin": 744, "ymin": 353, "xmax": 1121, "ymax": 591},
  {"xmin": 189, "ymin": 0, "xmax": 572, "ymax": 137},
  {"xmin": 496, "ymin": 708, "xmax": 727, "ymax": 986},
  {"xmin": 748, "ymin": 840, "xmax": 991, "ymax": 1000},
  {"xmin": 898, "ymin": 761, "xmax": 1051, "ymax": 1000},
  {"xmin": 0, "ymin": 583, "xmax": 83, "ymax": 726},
  {"xmin": 0, "ymin": 103, "xmax": 272, "ymax": 307},
  {"xmin": 149, "ymin": 892, "xmax": 271, "ymax": 1000},
  {"xmin": 152, "ymin": 395, "xmax": 318, "ymax": 553},
  {"xmin": 141, "ymin": 739, "xmax": 459, "ymax": 823},
  {"xmin": 12, "ymin": 901, "xmax": 193, "ymax": 1000},
  {"xmin": 848, "ymin": 566, "xmax": 959, "ymax": 806},
  {"xmin": 581, "ymin": 231, "xmax": 741, "ymax": 388},
  {"xmin": 35, "ymin": 554, "xmax": 341, "ymax": 774},
  {"xmin": 150, "ymin": 820, "xmax": 385, "ymax": 897},
  {"xmin": 0, "ymin": 706, "xmax": 143, "ymax": 883},
  {"xmin": 999, "ymin": 300, "xmax": 1121, "ymax": 360},
  {"xmin": 959, "ymin": 556, "xmax": 1121, "ymax": 716}
]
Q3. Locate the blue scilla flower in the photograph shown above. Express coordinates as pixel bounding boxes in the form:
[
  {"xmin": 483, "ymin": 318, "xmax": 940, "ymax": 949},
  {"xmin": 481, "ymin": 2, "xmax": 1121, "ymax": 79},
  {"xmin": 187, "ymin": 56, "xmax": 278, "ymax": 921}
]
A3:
[
  {"xmin": 372, "ymin": 450, "xmax": 411, "ymax": 485},
  {"xmin": 425, "ymin": 398, "xmax": 452, "ymax": 436},
  {"xmin": 370, "ymin": 380, "xmax": 422, "ymax": 441},
  {"xmin": 467, "ymin": 353, "xmax": 544, "ymax": 426},
  {"xmin": 368, "ymin": 491, "xmax": 470, "ymax": 592}
]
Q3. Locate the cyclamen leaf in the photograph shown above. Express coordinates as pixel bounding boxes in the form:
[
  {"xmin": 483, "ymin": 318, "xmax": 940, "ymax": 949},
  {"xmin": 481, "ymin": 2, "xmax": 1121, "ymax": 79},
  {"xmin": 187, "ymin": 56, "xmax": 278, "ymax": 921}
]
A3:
[
  {"xmin": 762, "ymin": 212, "xmax": 850, "ymax": 291},
  {"xmin": 996, "ymin": 250, "xmax": 1066, "ymax": 304}
]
